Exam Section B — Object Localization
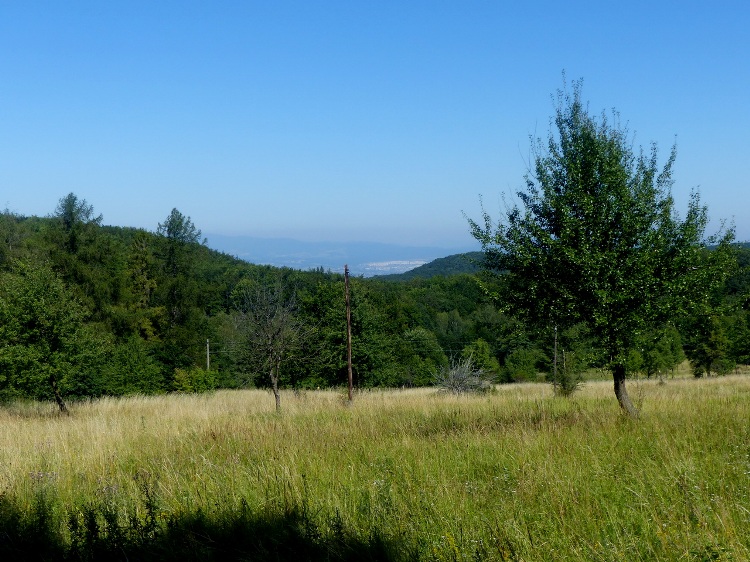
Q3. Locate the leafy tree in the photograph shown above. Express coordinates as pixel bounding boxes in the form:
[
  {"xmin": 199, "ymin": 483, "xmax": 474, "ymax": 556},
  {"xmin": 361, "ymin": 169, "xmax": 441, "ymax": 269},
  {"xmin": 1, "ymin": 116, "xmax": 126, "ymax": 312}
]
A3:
[
  {"xmin": 52, "ymin": 193, "xmax": 103, "ymax": 254},
  {"xmin": 157, "ymin": 208, "xmax": 204, "ymax": 278},
  {"xmin": 100, "ymin": 336, "xmax": 166, "ymax": 395},
  {"xmin": 727, "ymin": 310, "xmax": 750, "ymax": 365},
  {"xmin": 297, "ymin": 278, "xmax": 347, "ymax": 388},
  {"xmin": 686, "ymin": 314, "xmax": 735, "ymax": 377},
  {"xmin": 461, "ymin": 338, "xmax": 500, "ymax": 377},
  {"xmin": 468, "ymin": 79, "xmax": 734, "ymax": 416},
  {"xmin": 641, "ymin": 325, "xmax": 684, "ymax": 379},
  {"xmin": 0, "ymin": 210, "xmax": 24, "ymax": 266},
  {"xmin": 47, "ymin": 194, "xmax": 123, "ymax": 315},
  {"xmin": 0, "ymin": 263, "xmax": 107, "ymax": 411},
  {"xmin": 403, "ymin": 327, "xmax": 448, "ymax": 386},
  {"xmin": 154, "ymin": 209, "xmax": 208, "ymax": 372},
  {"xmin": 173, "ymin": 366, "xmax": 217, "ymax": 393},
  {"xmin": 501, "ymin": 347, "xmax": 547, "ymax": 383},
  {"xmin": 434, "ymin": 309, "xmax": 471, "ymax": 354}
]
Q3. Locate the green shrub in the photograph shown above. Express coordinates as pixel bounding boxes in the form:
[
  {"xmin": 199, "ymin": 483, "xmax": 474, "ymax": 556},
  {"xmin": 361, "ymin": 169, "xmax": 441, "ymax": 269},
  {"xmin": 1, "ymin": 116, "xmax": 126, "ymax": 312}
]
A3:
[
  {"xmin": 501, "ymin": 348, "xmax": 546, "ymax": 383},
  {"xmin": 172, "ymin": 367, "xmax": 217, "ymax": 393}
]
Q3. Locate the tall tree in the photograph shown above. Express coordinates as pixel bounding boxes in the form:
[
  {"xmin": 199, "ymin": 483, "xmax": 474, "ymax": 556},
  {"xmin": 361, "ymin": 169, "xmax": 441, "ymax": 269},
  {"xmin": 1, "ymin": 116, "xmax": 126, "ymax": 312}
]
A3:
[
  {"xmin": 53, "ymin": 193, "xmax": 103, "ymax": 254},
  {"xmin": 0, "ymin": 210, "xmax": 24, "ymax": 266},
  {"xmin": 157, "ymin": 208, "xmax": 204, "ymax": 277},
  {"xmin": 154, "ymin": 209, "xmax": 207, "ymax": 371},
  {"xmin": 468, "ymin": 79, "xmax": 735, "ymax": 416},
  {"xmin": 0, "ymin": 263, "xmax": 107, "ymax": 411}
]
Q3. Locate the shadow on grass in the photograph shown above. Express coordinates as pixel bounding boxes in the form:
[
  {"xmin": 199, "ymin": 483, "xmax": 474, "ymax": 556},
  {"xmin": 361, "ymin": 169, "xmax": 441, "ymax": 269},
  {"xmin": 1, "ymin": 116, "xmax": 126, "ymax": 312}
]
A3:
[{"xmin": 0, "ymin": 492, "xmax": 416, "ymax": 562}]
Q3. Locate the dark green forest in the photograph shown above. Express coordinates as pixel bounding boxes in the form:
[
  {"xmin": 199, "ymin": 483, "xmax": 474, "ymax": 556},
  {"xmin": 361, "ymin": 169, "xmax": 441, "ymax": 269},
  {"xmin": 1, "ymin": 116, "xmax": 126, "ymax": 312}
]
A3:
[{"xmin": 0, "ymin": 193, "xmax": 748, "ymax": 407}]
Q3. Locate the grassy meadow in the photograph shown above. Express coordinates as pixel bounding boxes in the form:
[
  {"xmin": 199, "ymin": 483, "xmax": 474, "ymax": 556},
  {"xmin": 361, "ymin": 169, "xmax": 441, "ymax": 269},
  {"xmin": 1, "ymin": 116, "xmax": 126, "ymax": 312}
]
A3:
[{"xmin": 1, "ymin": 372, "xmax": 749, "ymax": 561}]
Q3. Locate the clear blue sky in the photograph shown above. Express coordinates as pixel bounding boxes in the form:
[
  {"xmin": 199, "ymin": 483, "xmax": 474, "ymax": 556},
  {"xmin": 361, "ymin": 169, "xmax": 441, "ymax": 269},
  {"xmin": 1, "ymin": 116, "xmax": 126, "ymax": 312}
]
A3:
[{"xmin": 1, "ymin": 1, "xmax": 748, "ymax": 247}]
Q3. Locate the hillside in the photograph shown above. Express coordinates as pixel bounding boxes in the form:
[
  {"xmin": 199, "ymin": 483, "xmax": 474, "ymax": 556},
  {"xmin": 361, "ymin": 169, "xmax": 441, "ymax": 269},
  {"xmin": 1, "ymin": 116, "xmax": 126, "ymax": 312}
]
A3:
[
  {"xmin": 378, "ymin": 251, "xmax": 483, "ymax": 280},
  {"xmin": 0, "ymin": 200, "xmax": 496, "ymax": 401},
  {"xmin": 1, "ymin": 195, "xmax": 749, "ymax": 406}
]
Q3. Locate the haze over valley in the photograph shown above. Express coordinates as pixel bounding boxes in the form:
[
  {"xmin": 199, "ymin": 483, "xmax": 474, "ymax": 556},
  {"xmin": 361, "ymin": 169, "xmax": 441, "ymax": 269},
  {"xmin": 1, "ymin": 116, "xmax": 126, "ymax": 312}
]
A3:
[{"xmin": 206, "ymin": 233, "xmax": 478, "ymax": 276}]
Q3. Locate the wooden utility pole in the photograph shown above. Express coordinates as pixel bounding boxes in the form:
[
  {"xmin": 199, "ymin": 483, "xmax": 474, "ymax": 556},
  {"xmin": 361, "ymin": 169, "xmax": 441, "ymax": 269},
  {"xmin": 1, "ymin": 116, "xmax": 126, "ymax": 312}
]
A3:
[
  {"xmin": 553, "ymin": 325, "xmax": 558, "ymax": 393},
  {"xmin": 206, "ymin": 339, "xmax": 210, "ymax": 372},
  {"xmin": 345, "ymin": 265, "xmax": 353, "ymax": 402}
]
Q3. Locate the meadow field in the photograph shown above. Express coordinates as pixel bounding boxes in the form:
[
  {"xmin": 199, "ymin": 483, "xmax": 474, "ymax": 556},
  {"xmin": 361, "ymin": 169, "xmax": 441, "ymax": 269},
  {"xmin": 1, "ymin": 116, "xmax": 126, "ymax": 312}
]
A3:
[{"xmin": 1, "ymin": 372, "xmax": 749, "ymax": 561}]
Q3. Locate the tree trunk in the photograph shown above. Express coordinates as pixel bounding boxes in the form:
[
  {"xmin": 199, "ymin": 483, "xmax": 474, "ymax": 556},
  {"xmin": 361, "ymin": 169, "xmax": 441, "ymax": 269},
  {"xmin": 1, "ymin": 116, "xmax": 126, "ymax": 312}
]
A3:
[
  {"xmin": 50, "ymin": 375, "xmax": 69, "ymax": 415},
  {"xmin": 613, "ymin": 364, "xmax": 638, "ymax": 418}
]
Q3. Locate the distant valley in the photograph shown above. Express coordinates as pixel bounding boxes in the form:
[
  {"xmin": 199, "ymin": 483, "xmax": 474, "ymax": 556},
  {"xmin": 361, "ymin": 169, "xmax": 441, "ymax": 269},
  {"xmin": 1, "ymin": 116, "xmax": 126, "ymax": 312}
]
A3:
[{"xmin": 206, "ymin": 234, "xmax": 479, "ymax": 276}]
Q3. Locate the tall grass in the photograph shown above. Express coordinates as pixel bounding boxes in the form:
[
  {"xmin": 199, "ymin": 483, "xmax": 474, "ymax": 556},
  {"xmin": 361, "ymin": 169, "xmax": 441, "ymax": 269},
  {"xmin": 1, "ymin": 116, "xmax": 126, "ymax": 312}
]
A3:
[{"xmin": 1, "ymin": 375, "xmax": 749, "ymax": 560}]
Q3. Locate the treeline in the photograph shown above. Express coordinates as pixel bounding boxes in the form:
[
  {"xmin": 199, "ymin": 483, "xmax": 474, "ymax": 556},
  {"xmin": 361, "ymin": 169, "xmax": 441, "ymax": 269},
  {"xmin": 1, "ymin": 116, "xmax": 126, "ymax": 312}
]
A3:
[{"xmin": 0, "ymin": 194, "xmax": 748, "ymax": 406}]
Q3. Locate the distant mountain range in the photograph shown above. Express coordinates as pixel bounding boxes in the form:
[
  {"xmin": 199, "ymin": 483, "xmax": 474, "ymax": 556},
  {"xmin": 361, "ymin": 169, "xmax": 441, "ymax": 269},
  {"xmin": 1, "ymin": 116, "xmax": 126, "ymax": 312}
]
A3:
[{"xmin": 205, "ymin": 234, "xmax": 479, "ymax": 277}]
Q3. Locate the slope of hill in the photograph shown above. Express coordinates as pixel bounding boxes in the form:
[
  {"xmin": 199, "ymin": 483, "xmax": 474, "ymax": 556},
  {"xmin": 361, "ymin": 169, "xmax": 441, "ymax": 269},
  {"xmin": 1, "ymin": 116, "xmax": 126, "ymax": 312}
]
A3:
[{"xmin": 378, "ymin": 251, "xmax": 483, "ymax": 280}]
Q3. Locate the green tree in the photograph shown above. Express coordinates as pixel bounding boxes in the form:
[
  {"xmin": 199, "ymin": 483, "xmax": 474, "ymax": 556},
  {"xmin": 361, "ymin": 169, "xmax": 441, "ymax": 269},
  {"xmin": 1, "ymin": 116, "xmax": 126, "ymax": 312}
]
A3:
[
  {"xmin": 52, "ymin": 193, "xmax": 103, "ymax": 254},
  {"xmin": 0, "ymin": 263, "xmax": 107, "ymax": 411},
  {"xmin": 468, "ymin": 79, "xmax": 734, "ymax": 416},
  {"xmin": 100, "ymin": 336, "xmax": 166, "ymax": 395},
  {"xmin": 727, "ymin": 310, "xmax": 750, "ymax": 366},
  {"xmin": 0, "ymin": 210, "xmax": 24, "ymax": 266},
  {"xmin": 403, "ymin": 327, "xmax": 448, "ymax": 386},
  {"xmin": 641, "ymin": 325, "xmax": 684, "ymax": 379},
  {"xmin": 154, "ymin": 209, "xmax": 208, "ymax": 372},
  {"xmin": 686, "ymin": 314, "xmax": 735, "ymax": 377},
  {"xmin": 297, "ymin": 278, "xmax": 347, "ymax": 388},
  {"xmin": 157, "ymin": 208, "xmax": 204, "ymax": 278},
  {"xmin": 461, "ymin": 338, "xmax": 500, "ymax": 377},
  {"xmin": 501, "ymin": 347, "xmax": 547, "ymax": 383},
  {"xmin": 47, "ymin": 194, "xmax": 123, "ymax": 315}
]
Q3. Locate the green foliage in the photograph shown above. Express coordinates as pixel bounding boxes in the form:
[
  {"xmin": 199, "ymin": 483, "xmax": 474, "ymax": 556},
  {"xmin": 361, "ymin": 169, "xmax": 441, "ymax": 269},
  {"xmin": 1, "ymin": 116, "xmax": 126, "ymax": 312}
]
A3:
[
  {"xmin": 0, "ymin": 209, "xmax": 24, "ymax": 266},
  {"xmin": 461, "ymin": 338, "xmax": 500, "ymax": 376},
  {"xmin": 686, "ymin": 314, "xmax": 736, "ymax": 377},
  {"xmin": 0, "ymin": 262, "xmax": 106, "ymax": 403},
  {"xmin": 727, "ymin": 310, "xmax": 750, "ymax": 365},
  {"xmin": 0, "ymin": 189, "xmax": 747, "ymax": 404},
  {"xmin": 379, "ymin": 251, "xmax": 483, "ymax": 280},
  {"xmin": 402, "ymin": 327, "xmax": 448, "ymax": 386},
  {"xmin": 501, "ymin": 348, "xmax": 547, "ymax": 383},
  {"xmin": 172, "ymin": 366, "xmax": 217, "ymax": 393},
  {"xmin": 551, "ymin": 349, "xmax": 584, "ymax": 396},
  {"xmin": 640, "ymin": 325, "xmax": 684, "ymax": 379},
  {"xmin": 100, "ymin": 336, "xmax": 166, "ymax": 395},
  {"xmin": 468, "ymin": 77, "xmax": 735, "ymax": 412},
  {"xmin": 52, "ymin": 192, "xmax": 103, "ymax": 254}
]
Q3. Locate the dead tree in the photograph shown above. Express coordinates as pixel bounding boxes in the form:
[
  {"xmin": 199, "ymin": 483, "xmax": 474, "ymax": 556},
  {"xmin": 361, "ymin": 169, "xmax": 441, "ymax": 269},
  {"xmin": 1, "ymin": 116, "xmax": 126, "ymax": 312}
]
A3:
[{"xmin": 233, "ymin": 276, "xmax": 309, "ymax": 412}]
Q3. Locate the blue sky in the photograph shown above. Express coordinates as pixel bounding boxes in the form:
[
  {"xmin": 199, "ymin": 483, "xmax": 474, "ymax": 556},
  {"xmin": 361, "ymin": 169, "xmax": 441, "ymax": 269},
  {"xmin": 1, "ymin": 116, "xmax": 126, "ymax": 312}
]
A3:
[{"xmin": 1, "ymin": 1, "xmax": 748, "ymax": 247}]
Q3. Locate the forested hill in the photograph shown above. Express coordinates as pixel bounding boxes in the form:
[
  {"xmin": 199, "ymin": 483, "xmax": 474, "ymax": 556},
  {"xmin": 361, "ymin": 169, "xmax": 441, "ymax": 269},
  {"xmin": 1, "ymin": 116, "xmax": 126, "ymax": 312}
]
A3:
[
  {"xmin": 1, "ymin": 195, "xmax": 749, "ymax": 409},
  {"xmin": 0, "ymin": 197, "xmax": 510, "ymax": 405},
  {"xmin": 378, "ymin": 251, "xmax": 483, "ymax": 280},
  {"xmin": 393, "ymin": 243, "xmax": 750, "ymax": 281}
]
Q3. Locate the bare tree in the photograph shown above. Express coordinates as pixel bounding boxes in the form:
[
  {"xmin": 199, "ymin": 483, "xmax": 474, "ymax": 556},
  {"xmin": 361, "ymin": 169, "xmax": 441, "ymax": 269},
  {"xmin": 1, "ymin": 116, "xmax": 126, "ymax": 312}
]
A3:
[{"xmin": 232, "ymin": 275, "xmax": 310, "ymax": 412}]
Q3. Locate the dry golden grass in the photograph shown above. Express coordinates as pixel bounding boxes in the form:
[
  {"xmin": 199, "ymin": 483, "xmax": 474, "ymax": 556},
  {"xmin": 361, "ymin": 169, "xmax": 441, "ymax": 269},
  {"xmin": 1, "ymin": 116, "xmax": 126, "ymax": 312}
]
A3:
[{"xmin": 1, "ymin": 374, "xmax": 749, "ymax": 560}]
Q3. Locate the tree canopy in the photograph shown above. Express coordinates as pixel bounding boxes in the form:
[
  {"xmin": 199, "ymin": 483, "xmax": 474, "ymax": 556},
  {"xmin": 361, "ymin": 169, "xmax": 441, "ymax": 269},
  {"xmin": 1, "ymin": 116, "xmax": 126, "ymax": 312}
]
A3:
[{"xmin": 469, "ymin": 79, "xmax": 736, "ymax": 416}]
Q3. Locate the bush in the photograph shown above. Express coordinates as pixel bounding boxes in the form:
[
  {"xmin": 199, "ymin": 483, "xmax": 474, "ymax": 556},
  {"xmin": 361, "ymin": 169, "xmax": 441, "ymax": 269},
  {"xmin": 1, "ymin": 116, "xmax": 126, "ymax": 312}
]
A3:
[
  {"xmin": 501, "ymin": 348, "xmax": 547, "ymax": 383},
  {"xmin": 172, "ymin": 367, "xmax": 217, "ymax": 393},
  {"xmin": 549, "ymin": 349, "xmax": 584, "ymax": 397},
  {"xmin": 433, "ymin": 356, "xmax": 491, "ymax": 394}
]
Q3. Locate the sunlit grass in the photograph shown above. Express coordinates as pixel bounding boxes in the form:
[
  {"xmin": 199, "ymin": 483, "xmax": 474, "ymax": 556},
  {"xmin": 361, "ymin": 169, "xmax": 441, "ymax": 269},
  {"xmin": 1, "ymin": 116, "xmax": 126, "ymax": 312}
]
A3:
[{"xmin": 1, "ymin": 374, "xmax": 749, "ymax": 560}]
